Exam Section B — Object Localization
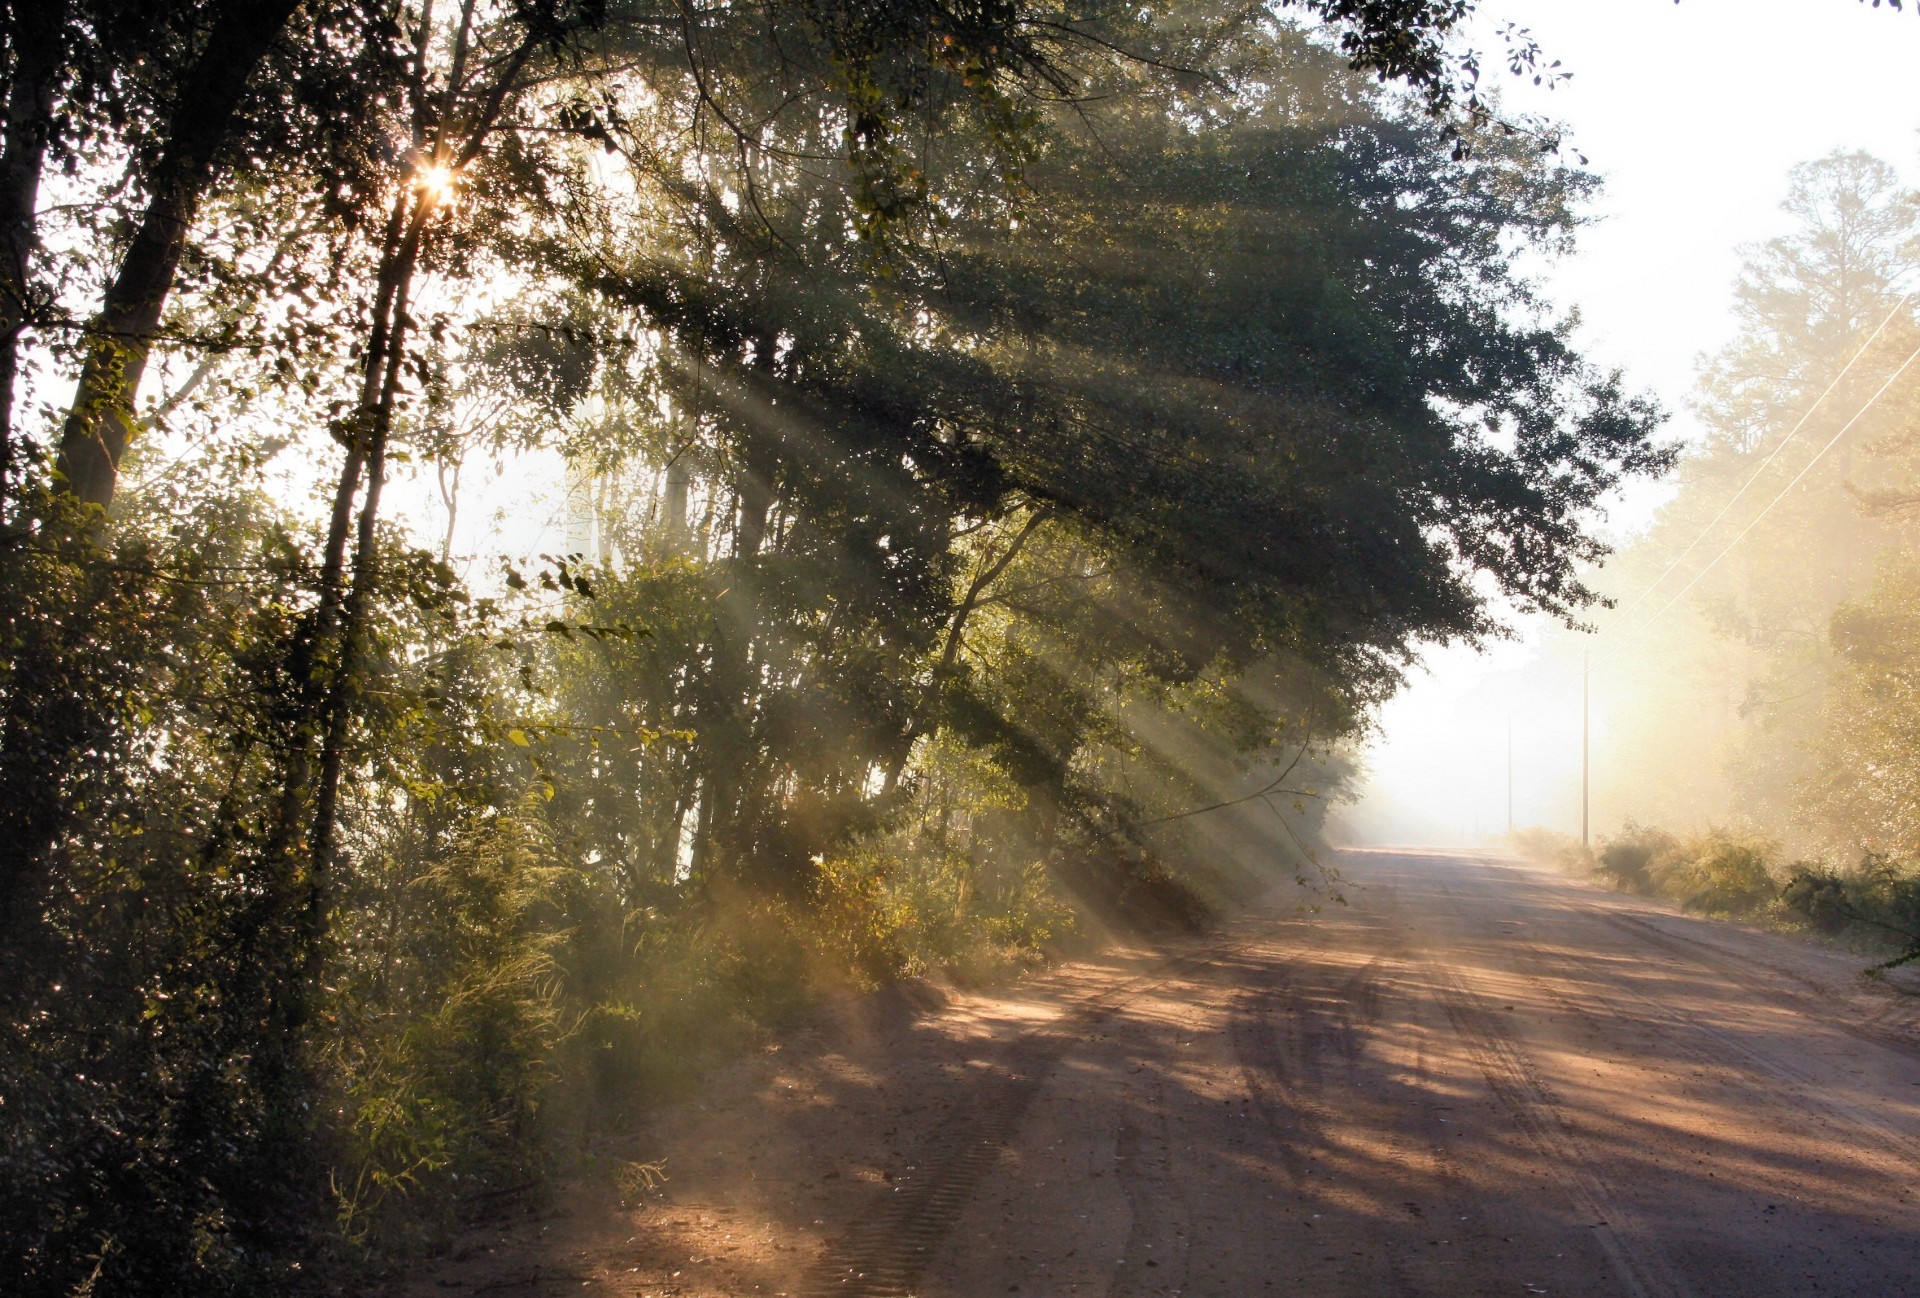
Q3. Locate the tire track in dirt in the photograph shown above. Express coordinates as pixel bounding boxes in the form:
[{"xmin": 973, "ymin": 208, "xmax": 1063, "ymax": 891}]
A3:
[
  {"xmin": 1602, "ymin": 911, "xmax": 1920, "ymax": 1059},
  {"xmin": 1416, "ymin": 945, "xmax": 1696, "ymax": 1298},
  {"xmin": 1226, "ymin": 947, "xmax": 1314, "ymax": 1184},
  {"xmin": 1109, "ymin": 1068, "xmax": 1192, "ymax": 1298},
  {"xmin": 797, "ymin": 937, "xmax": 1238, "ymax": 1297},
  {"xmin": 1345, "ymin": 882, "xmax": 1470, "ymax": 1226},
  {"xmin": 1512, "ymin": 926, "xmax": 1920, "ymax": 1196},
  {"xmin": 1444, "ymin": 857, "xmax": 1920, "ymax": 1184},
  {"xmin": 1227, "ymin": 933, "xmax": 1427, "ymax": 1298},
  {"xmin": 1334, "ymin": 952, "xmax": 1432, "ymax": 1298}
]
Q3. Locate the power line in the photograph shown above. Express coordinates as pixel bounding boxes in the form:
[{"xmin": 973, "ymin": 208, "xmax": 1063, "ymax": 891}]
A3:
[
  {"xmin": 1496, "ymin": 303, "xmax": 1916, "ymax": 836},
  {"xmin": 1609, "ymin": 338, "xmax": 1920, "ymax": 653},
  {"xmin": 1599, "ymin": 293, "xmax": 1914, "ymax": 637},
  {"xmin": 1558, "ymin": 324, "xmax": 1919, "ymax": 842}
]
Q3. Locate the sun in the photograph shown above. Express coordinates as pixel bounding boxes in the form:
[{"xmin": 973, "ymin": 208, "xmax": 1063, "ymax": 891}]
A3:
[{"xmin": 415, "ymin": 161, "xmax": 459, "ymax": 206}]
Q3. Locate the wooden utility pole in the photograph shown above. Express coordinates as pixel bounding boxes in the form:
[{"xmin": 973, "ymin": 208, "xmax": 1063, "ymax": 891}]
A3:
[{"xmin": 1581, "ymin": 652, "xmax": 1590, "ymax": 849}]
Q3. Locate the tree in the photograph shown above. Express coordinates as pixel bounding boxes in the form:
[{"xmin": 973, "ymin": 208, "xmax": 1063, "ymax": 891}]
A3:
[
  {"xmin": 0, "ymin": 2, "xmax": 1686, "ymax": 1292},
  {"xmin": 1569, "ymin": 150, "xmax": 1919, "ymax": 842},
  {"xmin": 508, "ymin": 13, "xmax": 1662, "ymax": 894},
  {"xmin": 47, "ymin": 0, "xmax": 405, "ymax": 508},
  {"xmin": 1700, "ymin": 151, "xmax": 1918, "ymax": 449}
]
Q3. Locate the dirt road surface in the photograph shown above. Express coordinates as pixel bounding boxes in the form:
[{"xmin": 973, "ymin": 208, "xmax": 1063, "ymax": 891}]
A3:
[{"xmin": 412, "ymin": 849, "xmax": 1920, "ymax": 1298}]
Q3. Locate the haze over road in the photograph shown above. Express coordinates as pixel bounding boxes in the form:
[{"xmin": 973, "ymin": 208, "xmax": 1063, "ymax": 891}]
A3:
[{"xmin": 423, "ymin": 850, "xmax": 1920, "ymax": 1298}]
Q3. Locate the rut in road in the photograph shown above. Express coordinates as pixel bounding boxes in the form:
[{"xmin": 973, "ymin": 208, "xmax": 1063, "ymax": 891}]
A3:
[
  {"xmin": 1432, "ymin": 857, "xmax": 1920, "ymax": 1207},
  {"xmin": 798, "ymin": 941, "xmax": 1235, "ymax": 1297},
  {"xmin": 1228, "ymin": 932, "xmax": 1444, "ymax": 1298},
  {"xmin": 1421, "ymin": 948, "xmax": 1694, "ymax": 1298},
  {"xmin": 416, "ymin": 849, "xmax": 1920, "ymax": 1298},
  {"xmin": 1517, "ymin": 919, "xmax": 1920, "ymax": 1186}
]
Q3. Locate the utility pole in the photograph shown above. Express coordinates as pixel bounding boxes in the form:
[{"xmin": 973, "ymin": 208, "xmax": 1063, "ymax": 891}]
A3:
[
  {"xmin": 1581, "ymin": 651, "xmax": 1590, "ymax": 850},
  {"xmin": 1506, "ymin": 714, "xmax": 1513, "ymax": 837}
]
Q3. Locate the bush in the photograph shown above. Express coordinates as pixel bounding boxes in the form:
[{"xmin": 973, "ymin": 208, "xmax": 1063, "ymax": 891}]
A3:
[
  {"xmin": 1780, "ymin": 865, "xmax": 1855, "ymax": 933},
  {"xmin": 1594, "ymin": 822, "xmax": 1678, "ymax": 896},
  {"xmin": 1050, "ymin": 848, "xmax": 1217, "ymax": 937},
  {"xmin": 1782, "ymin": 853, "xmax": 1920, "ymax": 964},
  {"xmin": 1661, "ymin": 833, "xmax": 1779, "ymax": 915},
  {"xmin": 327, "ymin": 811, "xmax": 569, "ymax": 1250},
  {"xmin": 1507, "ymin": 827, "xmax": 1592, "ymax": 873},
  {"xmin": 1573, "ymin": 826, "xmax": 1783, "ymax": 918}
]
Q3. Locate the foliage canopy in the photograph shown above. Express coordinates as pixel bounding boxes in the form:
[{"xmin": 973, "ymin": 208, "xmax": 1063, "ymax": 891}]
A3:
[{"xmin": 0, "ymin": 2, "xmax": 1680, "ymax": 1292}]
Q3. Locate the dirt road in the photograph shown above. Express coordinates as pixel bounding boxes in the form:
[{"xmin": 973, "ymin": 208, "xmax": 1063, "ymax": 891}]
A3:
[{"xmin": 417, "ymin": 849, "xmax": 1920, "ymax": 1298}]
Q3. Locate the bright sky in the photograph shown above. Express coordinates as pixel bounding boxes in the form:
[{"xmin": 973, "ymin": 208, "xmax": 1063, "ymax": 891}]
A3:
[{"xmin": 1338, "ymin": 0, "xmax": 1920, "ymax": 846}]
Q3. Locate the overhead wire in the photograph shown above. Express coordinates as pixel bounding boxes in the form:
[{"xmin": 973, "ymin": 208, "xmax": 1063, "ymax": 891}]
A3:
[
  {"xmin": 1607, "ymin": 335, "xmax": 1920, "ymax": 654},
  {"xmin": 1520, "ymin": 309, "xmax": 1916, "ymax": 771},
  {"xmin": 1597, "ymin": 292, "xmax": 1914, "ymax": 637},
  {"xmin": 1512, "ymin": 301, "xmax": 1917, "ymax": 838}
]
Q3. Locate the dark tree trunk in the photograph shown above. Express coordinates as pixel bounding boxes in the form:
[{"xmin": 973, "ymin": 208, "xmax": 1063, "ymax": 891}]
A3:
[
  {"xmin": 663, "ymin": 456, "xmax": 690, "ymax": 550},
  {"xmin": 881, "ymin": 509, "xmax": 1049, "ymax": 793},
  {"xmin": 264, "ymin": 193, "xmax": 412, "ymax": 874},
  {"xmin": 309, "ymin": 249, "xmax": 415, "ymax": 899},
  {"xmin": 53, "ymin": 0, "xmax": 301, "ymax": 508},
  {"xmin": 276, "ymin": 0, "xmax": 546, "ymax": 982},
  {"xmin": 0, "ymin": 0, "xmax": 64, "ymax": 503}
]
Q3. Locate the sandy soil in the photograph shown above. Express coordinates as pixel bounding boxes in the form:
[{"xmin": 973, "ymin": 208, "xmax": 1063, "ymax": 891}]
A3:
[{"xmin": 403, "ymin": 849, "xmax": 1920, "ymax": 1298}]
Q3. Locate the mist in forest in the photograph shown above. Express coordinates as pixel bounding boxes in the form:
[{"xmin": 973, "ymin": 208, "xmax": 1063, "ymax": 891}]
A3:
[
  {"xmin": 1337, "ymin": 137, "xmax": 1920, "ymax": 977},
  {"xmin": 1, "ymin": 2, "xmax": 1916, "ymax": 1295},
  {"xmin": 1345, "ymin": 149, "xmax": 1920, "ymax": 867}
]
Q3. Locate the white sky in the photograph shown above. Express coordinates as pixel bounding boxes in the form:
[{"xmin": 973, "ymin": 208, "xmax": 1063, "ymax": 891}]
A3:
[{"xmin": 1338, "ymin": 0, "xmax": 1920, "ymax": 846}]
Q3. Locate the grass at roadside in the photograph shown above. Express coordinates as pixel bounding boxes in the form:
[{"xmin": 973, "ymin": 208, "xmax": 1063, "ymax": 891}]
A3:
[{"xmin": 1508, "ymin": 824, "xmax": 1920, "ymax": 973}]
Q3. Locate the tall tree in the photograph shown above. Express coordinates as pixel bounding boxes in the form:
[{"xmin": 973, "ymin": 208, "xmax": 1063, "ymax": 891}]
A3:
[
  {"xmin": 52, "ymin": 0, "xmax": 308, "ymax": 506},
  {"xmin": 1567, "ymin": 150, "xmax": 1919, "ymax": 840}
]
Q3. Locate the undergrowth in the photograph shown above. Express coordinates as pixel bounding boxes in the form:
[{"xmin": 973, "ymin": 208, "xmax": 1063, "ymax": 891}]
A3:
[
  {"xmin": 306, "ymin": 803, "xmax": 1226, "ymax": 1271},
  {"xmin": 1509, "ymin": 824, "xmax": 1920, "ymax": 970}
]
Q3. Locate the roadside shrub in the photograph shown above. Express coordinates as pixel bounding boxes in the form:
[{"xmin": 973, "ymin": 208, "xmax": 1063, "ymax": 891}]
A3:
[
  {"xmin": 1582, "ymin": 826, "xmax": 1782, "ymax": 918},
  {"xmin": 327, "ymin": 810, "xmax": 569, "ymax": 1250},
  {"xmin": 1594, "ymin": 822, "xmax": 1678, "ymax": 895},
  {"xmin": 550, "ymin": 898, "xmax": 809, "ymax": 1124},
  {"xmin": 1051, "ymin": 848, "xmax": 1217, "ymax": 936},
  {"xmin": 809, "ymin": 824, "xmax": 1077, "ymax": 988},
  {"xmin": 1869, "ymin": 859, "xmax": 1920, "ymax": 939},
  {"xmin": 1782, "ymin": 853, "xmax": 1920, "ymax": 964},
  {"xmin": 1508, "ymin": 826, "xmax": 1592, "ymax": 873},
  {"xmin": 1781, "ymin": 865, "xmax": 1855, "ymax": 933},
  {"xmin": 1660, "ymin": 832, "xmax": 1779, "ymax": 915}
]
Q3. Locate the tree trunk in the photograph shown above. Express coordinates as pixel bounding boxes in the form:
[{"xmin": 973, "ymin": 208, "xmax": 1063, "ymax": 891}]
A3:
[
  {"xmin": 663, "ymin": 455, "xmax": 690, "ymax": 551},
  {"xmin": 288, "ymin": 0, "xmax": 546, "ymax": 964},
  {"xmin": 52, "ymin": 0, "xmax": 301, "ymax": 508},
  {"xmin": 263, "ymin": 192, "xmax": 413, "ymax": 872},
  {"xmin": 881, "ymin": 509, "xmax": 1049, "ymax": 792},
  {"xmin": 0, "ymin": 0, "xmax": 63, "ymax": 503},
  {"xmin": 310, "ymin": 245, "xmax": 416, "ymax": 892}
]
